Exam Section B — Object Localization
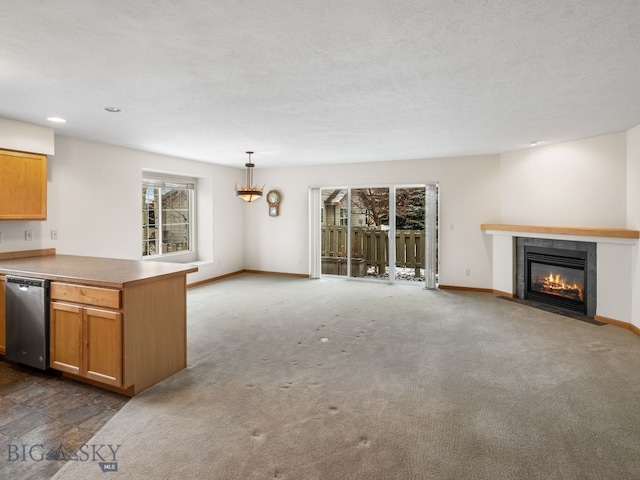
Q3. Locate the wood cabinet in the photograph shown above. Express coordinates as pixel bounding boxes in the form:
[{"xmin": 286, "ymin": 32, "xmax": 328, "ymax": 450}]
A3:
[
  {"xmin": 47, "ymin": 274, "xmax": 189, "ymax": 396},
  {"xmin": 84, "ymin": 308, "xmax": 121, "ymax": 386},
  {"xmin": 51, "ymin": 301, "xmax": 122, "ymax": 387},
  {"xmin": 0, "ymin": 276, "xmax": 5, "ymax": 355},
  {"xmin": 0, "ymin": 251, "xmax": 197, "ymax": 396},
  {"xmin": 0, "ymin": 149, "xmax": 47, "ymax": 220},
  {"xmin": 50, "ymin": 283, "xmax": 122, "ymax": 387},
  {"xmin": 49, "ymin": 302, "xmax": 82, "ymax": 374}
]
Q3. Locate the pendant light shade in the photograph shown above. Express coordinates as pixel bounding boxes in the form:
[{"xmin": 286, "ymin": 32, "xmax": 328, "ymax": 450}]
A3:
[{"xmin": 235, "ymin": 151, "xmax": 264, "ymax": 202}]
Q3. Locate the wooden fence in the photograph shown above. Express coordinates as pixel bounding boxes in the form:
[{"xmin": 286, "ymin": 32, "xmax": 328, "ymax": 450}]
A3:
[{"xmin": 321, "ymin": 226, "xmax": 424, "ymax": 276}]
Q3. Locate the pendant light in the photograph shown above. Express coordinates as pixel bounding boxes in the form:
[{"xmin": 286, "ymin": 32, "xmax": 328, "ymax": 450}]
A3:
[{"xmin": 235, "ymin": 151, "xmax": 264, "ymax": 202}]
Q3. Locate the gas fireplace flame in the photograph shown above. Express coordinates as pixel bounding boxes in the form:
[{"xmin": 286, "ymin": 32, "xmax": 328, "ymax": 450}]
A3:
[{"xmin": 542, "ymin": 272, "xmax": 583, "ymax": 301}]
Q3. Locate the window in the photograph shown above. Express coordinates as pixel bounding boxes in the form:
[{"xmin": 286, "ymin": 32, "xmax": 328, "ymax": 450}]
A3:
[
  {"xmin": 142, "ymin": 173, "xmax": 195, "ymax": 257},
  {"xmin": 339, "ymin": 207, "xmax": 348, "ymax": 226}
]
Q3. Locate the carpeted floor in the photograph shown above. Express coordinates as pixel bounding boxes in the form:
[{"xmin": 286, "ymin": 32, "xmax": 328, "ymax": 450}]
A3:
[{"xmin": 51, "ymin": 273, "xmax": 640, "ymax": 479}]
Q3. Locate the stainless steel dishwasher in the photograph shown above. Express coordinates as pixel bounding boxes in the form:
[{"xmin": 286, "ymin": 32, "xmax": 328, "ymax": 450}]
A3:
[{"xmin": 5, "ymin": 275, "xmax": 50, "ymax": 370}]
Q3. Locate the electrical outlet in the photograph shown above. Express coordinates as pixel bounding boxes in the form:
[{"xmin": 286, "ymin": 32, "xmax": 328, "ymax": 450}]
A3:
[
  {"xmin": 25, "ymin": 230, "xmax": 33, "ymax": 241},
  {"xmin": 51, "ymin": 230, "xmax": 58, "ymax": 240},
  {"xmin": 464, "ymin": 268, "xmax": 471, "ymax": 276}
]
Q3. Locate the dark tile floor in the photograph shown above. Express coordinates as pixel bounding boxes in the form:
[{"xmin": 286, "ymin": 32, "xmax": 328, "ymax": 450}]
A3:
[{"xmin": 0, "ymin": 359, "xmax": 128, "ymax": 480}]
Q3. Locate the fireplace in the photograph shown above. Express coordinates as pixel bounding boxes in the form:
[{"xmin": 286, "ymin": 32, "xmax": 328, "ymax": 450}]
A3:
[
  {"xmin": 516, "ymin": 238, "xmax": 596, "ymax": 317},
  {"xmin": 525, "ymin": 246, "xmax": 587, "ymax": 314}
]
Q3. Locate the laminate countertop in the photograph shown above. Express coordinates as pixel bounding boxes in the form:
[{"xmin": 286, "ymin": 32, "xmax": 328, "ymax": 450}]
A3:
[{"xmin": 0, "ymin": 254, "xmax": 198, "ymax": 288}]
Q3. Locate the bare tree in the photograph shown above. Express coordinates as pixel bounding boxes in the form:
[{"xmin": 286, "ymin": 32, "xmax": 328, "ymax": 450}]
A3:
[
  {"xmin": 351, "ymin": 188, "xmax": 389, "ymax": 226},
  {"xmin": 352, "ymin": 187, "xmax": 425, "ymax": 229}
]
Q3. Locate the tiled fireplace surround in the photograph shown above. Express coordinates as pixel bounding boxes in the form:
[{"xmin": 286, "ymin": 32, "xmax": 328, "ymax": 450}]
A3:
[{"xmin": 481, "ymin": 224, "xmax": 640, "ymax": 332}]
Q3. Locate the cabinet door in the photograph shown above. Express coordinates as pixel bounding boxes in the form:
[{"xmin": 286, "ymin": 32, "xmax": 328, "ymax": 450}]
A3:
[
  {"xmin": 0, "ymin": 149, "xmax": 47, "ymax": 220},
  {"xmin": 84, "ymin": 307, "xmax": 122, "ymax": 387},
  {"xmin": 0, "ymin": 276, "xmax": 5, "ymax": 355},
  {"xmin": 50, "ymin": 302, "xmax": 82, "ymax": 374}
]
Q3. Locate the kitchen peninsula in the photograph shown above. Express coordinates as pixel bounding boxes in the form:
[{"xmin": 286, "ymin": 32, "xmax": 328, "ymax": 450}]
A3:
[{"xmin": 0, "ymin": 249, "xmax": 197, "ymax": 396}]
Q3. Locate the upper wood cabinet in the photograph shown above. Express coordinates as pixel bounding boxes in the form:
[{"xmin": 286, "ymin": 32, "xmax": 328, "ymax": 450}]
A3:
[{"xmin": 0, "ymin": 149, "xmax": 47, "ymax": 220}]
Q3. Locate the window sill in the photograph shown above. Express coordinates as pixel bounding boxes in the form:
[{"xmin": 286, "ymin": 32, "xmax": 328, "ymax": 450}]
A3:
[{"xmin": 143, "ymin": 250, "xmax": 196, "ymax": 264}]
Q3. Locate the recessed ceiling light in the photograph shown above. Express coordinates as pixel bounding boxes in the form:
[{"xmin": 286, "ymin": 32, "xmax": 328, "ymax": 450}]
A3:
[
  {"xmin": 47, "ymin": 117, "xmax": 67, "ymax": 123},
  {"xmin": 104, "ymin": 107, "xmax": 122, "ymax": 113},
  {"xmin": 529, "ymin": 141, "xmax": 539, "ymax": 147}
]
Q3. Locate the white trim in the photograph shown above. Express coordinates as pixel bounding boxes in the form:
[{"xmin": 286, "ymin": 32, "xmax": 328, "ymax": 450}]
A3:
[
  {"xmin": 142, "ymin": 171, "xmax": 196, "ymax": 189},
  {"xmin": 309, "ymin": 187, "xmax": 321, "ymax": 278}
]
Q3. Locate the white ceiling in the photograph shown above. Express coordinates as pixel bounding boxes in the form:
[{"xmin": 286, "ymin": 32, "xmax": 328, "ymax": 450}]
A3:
[{"xmin": 2, "ymin": 1, "xmax": 640, "ymax": 168}]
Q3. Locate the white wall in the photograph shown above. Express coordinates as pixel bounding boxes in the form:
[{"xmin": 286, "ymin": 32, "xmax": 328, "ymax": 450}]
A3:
[
  {"xmin": 500, "ymin": 133, "xmax": 627, "ymax": 227},
  {"xmin": 627, "ymin": 124, "xmax": 640, "ymax": 328},
  {"xmin": 597, "ymin": 242, "xmax": 633, "ymax": 322},
  {"xmin": 490, "ymin": 234, "xmax": 515, "ymax": 295},
  {"xmin": 0, "ymin": 117, "xmax": 54, "ymax": 155},
  {"xmin": 0, "ymin": 134, "xmax": 246, "ymax": 284},
  {"xmin": 494, "ymin": 129, "xmax": 638, "ymax": 325},
  {"xmin": 242, "ymin": 155, "xmax": 502, "ymax": 289}
]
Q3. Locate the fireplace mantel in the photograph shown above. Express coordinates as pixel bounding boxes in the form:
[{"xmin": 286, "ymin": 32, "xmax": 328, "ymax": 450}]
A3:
[{"xmin": 481, "ymin": 224, "xmax": 639, "ymax": 243}]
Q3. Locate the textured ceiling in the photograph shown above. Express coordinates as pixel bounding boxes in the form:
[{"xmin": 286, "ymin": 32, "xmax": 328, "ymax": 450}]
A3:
[{"xmin": 1, "ymin": 1, "xmax": 640, "ymax": 168}]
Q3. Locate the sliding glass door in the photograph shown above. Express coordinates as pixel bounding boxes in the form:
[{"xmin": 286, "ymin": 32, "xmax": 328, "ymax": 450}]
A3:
[{"xmin": 315, "ymin": 184, "xmax": 438, "ymax": 287}]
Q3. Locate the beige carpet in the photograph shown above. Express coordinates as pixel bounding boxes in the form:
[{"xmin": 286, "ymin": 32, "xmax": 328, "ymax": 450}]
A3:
[{"xmin": 52, "ymin": 273, "xmax": 640, "ymax": 479}]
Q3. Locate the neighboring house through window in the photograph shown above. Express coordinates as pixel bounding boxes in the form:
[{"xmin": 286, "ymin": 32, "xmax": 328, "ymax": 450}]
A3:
[{"xmin": 142, "ymin": 172, "xmax": 195, "ymax": 258}]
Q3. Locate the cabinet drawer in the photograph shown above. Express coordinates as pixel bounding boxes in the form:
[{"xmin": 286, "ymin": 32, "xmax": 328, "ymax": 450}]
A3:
[{"xmin": 51, "ymin": 283, "xmax": 121, "ymax": 309}]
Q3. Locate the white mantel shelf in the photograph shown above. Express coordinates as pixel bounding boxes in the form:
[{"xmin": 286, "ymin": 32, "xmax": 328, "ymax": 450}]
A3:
[{"xmin": 481, "ymin": 224, "xmax": 639, "ymax": 244}]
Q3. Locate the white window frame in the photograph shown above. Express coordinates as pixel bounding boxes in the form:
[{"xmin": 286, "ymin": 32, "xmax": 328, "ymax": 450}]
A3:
[
  {"xmin": 310, "ymin": 183, "xmax": 439, "ymax": 288},
  {"xmin": 142, "ymin": 171, "xmax": 196, "ymax": 259}
]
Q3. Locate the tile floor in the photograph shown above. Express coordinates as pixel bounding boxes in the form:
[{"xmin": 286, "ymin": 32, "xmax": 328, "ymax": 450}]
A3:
[{"xmin": 0, "ymin": 359, "xmax": 128, "ymax": 480}]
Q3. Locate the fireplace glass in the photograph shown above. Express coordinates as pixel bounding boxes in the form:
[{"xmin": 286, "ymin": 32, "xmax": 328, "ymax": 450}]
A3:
[
  {"xmin": 525, "ymin": 246, "xmax": 588, "ymax": 314},
  {"xmin": 529, "ymin": 263, "xmax": 584, "ymax": 302}
]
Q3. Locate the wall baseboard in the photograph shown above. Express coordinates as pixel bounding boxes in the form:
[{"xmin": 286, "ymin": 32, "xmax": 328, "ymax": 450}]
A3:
[
  {"xmin": 594, "ymin": 315, "xmax": 640, "ymax": 337},
  {"xmin": 492, "ymin": 289, "xmax": 516, "ymax": 298},
  {"xmin": 187, "ymin": 270, "xmax": 244, "ymax": 288},
  {"xmin": 187, "ymin": 269, "xmax": 308, "ymax": 288},
  {"xmin": 242, "ymin": 269, "xmax": 308, "ymax": 279},
  {"xmin": 438, "ymin": 285, "xmax": 493, "ymax": 293}
]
